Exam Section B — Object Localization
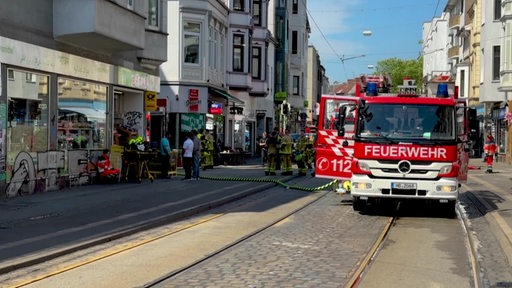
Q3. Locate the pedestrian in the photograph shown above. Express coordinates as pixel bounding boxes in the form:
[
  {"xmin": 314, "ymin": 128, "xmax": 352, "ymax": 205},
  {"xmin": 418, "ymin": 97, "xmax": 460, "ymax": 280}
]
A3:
[
  {"xmin": 258, "ymin": 131, "xmax": 268, "ymax": 165},
  {"xmin": 191, "ymin": 129, "xmax": 202, "ymax": 180},
  {"xmin": 159, "ymin": 132, "xmax": 172, "ymax": 179},
  {"xmin": 484, "ymin": 133, "xmax": 497, "ymax": 173},
  {"xmin": 182, "ymin": 131, "xmax": 194, "ymax": 180}
]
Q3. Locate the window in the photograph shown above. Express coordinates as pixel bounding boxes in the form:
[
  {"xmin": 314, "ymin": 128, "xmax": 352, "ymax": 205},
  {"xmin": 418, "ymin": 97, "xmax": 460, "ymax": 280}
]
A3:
[
  {"xmin": 7, "ymin": 69, "xmax": 14, "ymax": 80},
  {"xmin": 253, "ymin": 0, "xmax": 261, "ymax": 26},
  {"xmin": 459, "ymin": 70, "xmax": 465, "ymax": 98},
  {"xmin": 234, "ymin": 0, "xmax": 244, "ymax": 11},
  {"xmin": 233, "ymin": 34, "xmax": 244, "ymax": 72},
  {"xmin": 494, "ymin": 0, "xmax": 502, "ymax": 20},
  {"xmin": 7, "ymin": 70, "xmax": 49, "ymax": 156},
  {"xmin": 493, "ymin": 45, "xmax": 500, "ymax": 80},
  {"xmin": 58, "ymin": 78, "xmax": 108, "ymax": 150},
  {"xmin": 127, "ymin": 0, "xmax": 133, "ymax": 10},
  {"xmin": 292, "ymin": 0, "xmax": 298, "ymax": 14},
  {"xmin": 147, "ymin": 0, "xmax": 159, "ymax": 29},
  {"xmin": 184, "ymin": 21, "xmax": 201, "ymax": 64},
  {"xmin": 26, "ymin": 73, "xmax": 36, "ymax": 83},
  {"xmin": 293, "ymin": 76, "xmax": 300, "ymax": 95},
  {"xmin": 252, "ymin": 47, "xmax": 261, "ymax": 79},
  {"xmin": 292, "ymin": 31, "xmax": 298, "ymax": 54}
]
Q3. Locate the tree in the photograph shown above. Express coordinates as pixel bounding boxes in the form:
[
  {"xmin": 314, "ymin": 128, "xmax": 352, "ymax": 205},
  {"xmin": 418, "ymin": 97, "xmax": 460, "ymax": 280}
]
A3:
[{"xmin": 374, "ymin": 57, "xmax": 423, "ymax": 92}]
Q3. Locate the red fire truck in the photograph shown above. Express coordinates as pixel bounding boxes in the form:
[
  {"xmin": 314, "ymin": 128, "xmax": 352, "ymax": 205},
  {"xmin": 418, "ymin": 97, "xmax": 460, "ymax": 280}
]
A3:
[{"xmin": 315, "ymin": 79, "xmax": 476, "ymax": 216}]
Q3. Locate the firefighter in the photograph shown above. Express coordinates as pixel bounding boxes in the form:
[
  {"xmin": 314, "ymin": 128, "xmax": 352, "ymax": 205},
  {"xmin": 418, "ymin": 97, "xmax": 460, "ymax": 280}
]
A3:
[
  {"xmin": 484, "ymin": 133, "xmax": 497, "ymax": 173},
  {"xmin": 280, "ymin": 128, "xmax": 294, "ymax": 175},
  {"xmin": 204, "ymin": 130, "xmax": 215, "ymax": 169},
  {"xmin": 264, "ymin": 130, "xmax": 278, "ymax": 175},
  {"xmin": 197, "ymin": 129, "xmax": 208, "ymax": 170},
  {"xmin": 295, "ymin": 130, "xmax": 309, "ymax": 176},
  {"xmin": 304, "ymin": 134, "xmax": 315, "ymax": 170}
]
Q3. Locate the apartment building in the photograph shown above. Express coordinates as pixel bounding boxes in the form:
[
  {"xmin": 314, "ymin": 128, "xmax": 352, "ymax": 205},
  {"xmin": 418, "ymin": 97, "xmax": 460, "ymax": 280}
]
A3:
[
  {"xmin": 0, "ymin": 0, "xmax": 167, "ymax": 197},
  {"xmin": 161, "ymin": 0, "xmax": 275, "ymax": 155},
  {"xmin": 424, "ymin": 0, "xmax": 509, "ymax": 161},
  {"xmin": 499, "ymin": 0, "xmax": 512, "ymax": 161},
  {"xmin": 287, "ymin": 0, "xmax": 310, "ymax": 133},
  {"xmin": 307, "ymin": 45, "xmax": 322, "ymax": 127}
]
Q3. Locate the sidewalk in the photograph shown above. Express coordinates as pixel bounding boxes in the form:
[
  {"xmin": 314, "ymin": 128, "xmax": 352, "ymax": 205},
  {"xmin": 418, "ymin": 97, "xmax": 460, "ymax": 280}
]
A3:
[{"xmin": 0, "ymin": 158, "xmax": 330, "ymax": 273}]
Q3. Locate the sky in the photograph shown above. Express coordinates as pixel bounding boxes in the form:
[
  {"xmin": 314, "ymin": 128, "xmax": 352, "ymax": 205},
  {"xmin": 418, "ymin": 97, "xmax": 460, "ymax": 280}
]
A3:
[{"xmin": 307, "ymin": 0, "xmax": 447, "ymax": 84}]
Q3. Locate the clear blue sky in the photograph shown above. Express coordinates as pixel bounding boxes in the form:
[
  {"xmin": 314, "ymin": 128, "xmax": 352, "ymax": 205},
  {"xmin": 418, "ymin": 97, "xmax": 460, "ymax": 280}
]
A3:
[{"xmin": 307, "ymin": 0, "xmax": 447, "ymax": 84}]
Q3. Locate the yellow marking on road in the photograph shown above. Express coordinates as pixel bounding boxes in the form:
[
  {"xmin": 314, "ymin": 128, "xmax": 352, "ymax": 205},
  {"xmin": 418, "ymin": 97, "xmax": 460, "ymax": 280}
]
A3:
[{"xmin": 9, "ymin": 213, "xmax": 225, "ymax": 288}]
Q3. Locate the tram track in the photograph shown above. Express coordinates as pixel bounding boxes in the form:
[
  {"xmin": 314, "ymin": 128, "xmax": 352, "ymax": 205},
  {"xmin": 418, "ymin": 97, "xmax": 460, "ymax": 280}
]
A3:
[
  {"xmin": 1, "ymin": 176, "xmax": 332, "ymax": 288},
  {"xmin": 344, "ymin": 201, "xmax": 481, "ymax": 288}
]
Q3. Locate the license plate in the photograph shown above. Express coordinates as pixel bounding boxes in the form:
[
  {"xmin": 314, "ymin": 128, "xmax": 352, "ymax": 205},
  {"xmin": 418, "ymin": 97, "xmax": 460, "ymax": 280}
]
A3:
[{"xmin": 392, "ymin": 182, "xmax": 417, "ymax": 189}]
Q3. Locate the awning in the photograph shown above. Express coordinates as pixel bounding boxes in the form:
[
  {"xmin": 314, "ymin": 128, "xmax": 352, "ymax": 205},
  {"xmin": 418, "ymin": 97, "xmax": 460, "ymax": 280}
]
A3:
[
  {"xmin": 59, "ymin": 107, "xmax": 106, "ymax": 122},
  {"xmin": 209, "ymin": 88, "xmax": 244, "ymax": 104}
]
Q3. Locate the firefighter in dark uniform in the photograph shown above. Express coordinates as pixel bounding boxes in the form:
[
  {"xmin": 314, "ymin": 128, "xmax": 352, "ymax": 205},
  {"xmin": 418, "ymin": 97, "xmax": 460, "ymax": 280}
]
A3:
[
  {"xmin": 280, "ymin": 128, "xmax": 294, "ymax": 175},
  {"xmin": 204, "ymin": 130, "xmax": 215, "ymax": 169},
  {"xmin": 295, "ymin": 130, "xmax": 309, "ymax": 176},
  {"xmin": 264, "ymin": 131, "xmax": 278, "ymax": 175}
]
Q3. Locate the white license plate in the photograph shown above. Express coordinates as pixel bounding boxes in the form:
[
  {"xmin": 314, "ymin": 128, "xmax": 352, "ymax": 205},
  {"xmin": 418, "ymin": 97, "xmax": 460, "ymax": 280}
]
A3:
[{"xmin": 392, "ymin": 182, "xmax": 417, "ymax": 189}]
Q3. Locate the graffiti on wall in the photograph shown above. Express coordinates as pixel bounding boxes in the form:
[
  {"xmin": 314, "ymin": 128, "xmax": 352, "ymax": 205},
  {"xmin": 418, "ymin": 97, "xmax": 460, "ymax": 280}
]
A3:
[
  {"xmin": 124, "ymin": 111, "xmax": 143, "ymax": 131},
  {"xmin": 4, "ymin": 149, "xmax": 104, "ymax": 199}
]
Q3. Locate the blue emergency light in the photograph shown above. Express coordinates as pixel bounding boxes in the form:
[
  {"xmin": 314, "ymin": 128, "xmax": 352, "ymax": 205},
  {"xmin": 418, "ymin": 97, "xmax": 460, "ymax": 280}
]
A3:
[
  {"xmin": 366, "ymin": 82, "xmax": 378, "ymax": 96},
  {"xmin": 436, "ymin": 83, "xmax": 449, "ymax": 98}
]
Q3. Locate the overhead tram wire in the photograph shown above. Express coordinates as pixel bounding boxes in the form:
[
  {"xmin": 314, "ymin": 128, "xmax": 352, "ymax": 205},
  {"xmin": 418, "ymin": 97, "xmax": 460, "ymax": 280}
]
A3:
[{"xmin": 304, "ymin": 0, "xmax": 350, "ymax": 80}]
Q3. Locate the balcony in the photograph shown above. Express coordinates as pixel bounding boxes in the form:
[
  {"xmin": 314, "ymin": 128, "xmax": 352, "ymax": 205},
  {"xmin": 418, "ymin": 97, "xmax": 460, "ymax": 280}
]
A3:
[
  {"xmin": 448, "ymin": 46, "xmax": 460, "ymax": 59},
  {"xmin": 53, "ymin": 0, "xmax": 145, "ymax": 53},
  {"xmin": 227, "ymin": 72, "xmax": 252, "ymax": 91},
  {"xmin": 137, "ymin": 30, "xmax": 168, "ymax": 69},
  {"xmin": 449, "ymin": 14, "xmax": 460, "ymax": 30},
  {"xmin": 249, "ymin": 80, "xmax": 268, "ymax": 97}
]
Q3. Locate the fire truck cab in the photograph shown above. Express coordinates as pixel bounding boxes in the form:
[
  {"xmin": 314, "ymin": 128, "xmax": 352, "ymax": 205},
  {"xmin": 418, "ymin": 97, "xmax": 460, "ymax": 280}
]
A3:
[{"xmin": 316, "ymin": 79, "xmax": 477, "ymax": 216}]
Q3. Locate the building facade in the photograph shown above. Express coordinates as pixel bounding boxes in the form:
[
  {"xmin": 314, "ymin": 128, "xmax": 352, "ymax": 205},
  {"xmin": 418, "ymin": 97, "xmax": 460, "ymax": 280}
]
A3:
[
  {"xmin": 161, "ymin": 0, "xmax": 275, "ymax": 155},
  {"xmin": 287, "ymin": 0, "xmax": 310, "ymax": 133},
  {"xmin": 0, "ymin": 0, "xmax": 167, "ymax": 198},
  {"xmin": 424, "ymin": 0, "xmax": 510, "ymax": 161}
]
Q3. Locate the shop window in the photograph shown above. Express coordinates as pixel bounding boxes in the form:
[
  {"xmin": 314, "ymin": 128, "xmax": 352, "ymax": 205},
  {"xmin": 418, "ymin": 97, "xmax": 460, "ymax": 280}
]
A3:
[
  {"xmin": 6, "ymin": 70, "xmax": 49, "ymax": 155},
  {"xmin": 58, "ymin": 78, "xmax": 108, "ymax": 150}
]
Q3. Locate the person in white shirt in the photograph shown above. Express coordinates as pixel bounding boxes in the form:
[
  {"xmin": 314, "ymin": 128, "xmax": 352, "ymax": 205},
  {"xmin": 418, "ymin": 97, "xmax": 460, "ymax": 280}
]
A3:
[{"xmin": 182, "ymin": 132, "xmax": 194, "ymax": 180}]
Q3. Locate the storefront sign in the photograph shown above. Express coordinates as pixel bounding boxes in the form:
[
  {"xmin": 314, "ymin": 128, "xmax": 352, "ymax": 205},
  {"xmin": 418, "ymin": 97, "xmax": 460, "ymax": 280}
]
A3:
[
  {"xmin": 157, "ymin": 99, "xmax": 167, "ymax": 108},
  {"xmin": 209, "ymin": 102, "xmax": 223, "ymax": 114},
  {"xmin": 144, "ymin": 91, "xmax": 157, "ymax": 111},
  {"xmin": 188, "ymin": 89, "xmax": 200, "ymax": 112},
  {"xmin": 118, "ymin": 67, "xmax": 160, "ymax": 92},
  {"xmin": 0, "ymin": 36, "xmax": 111, "ymax": 82}
]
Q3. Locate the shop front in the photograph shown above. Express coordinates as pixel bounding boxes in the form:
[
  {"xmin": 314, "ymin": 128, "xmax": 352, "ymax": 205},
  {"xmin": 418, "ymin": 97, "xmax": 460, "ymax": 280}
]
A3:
[{"xmin": 0, "ymin": 36, "xmax": 160, "ymax": 198}]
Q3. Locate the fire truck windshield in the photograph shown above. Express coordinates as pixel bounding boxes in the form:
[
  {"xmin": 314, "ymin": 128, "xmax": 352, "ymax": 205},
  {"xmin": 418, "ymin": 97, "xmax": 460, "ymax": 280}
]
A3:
[{"xmin": 356, "ymin": 104, "xmax": 455, "ymax": 141}]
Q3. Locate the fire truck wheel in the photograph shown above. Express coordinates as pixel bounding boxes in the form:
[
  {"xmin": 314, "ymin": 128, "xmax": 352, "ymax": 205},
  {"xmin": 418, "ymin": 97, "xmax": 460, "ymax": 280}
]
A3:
[{"xmin": 352, "ymin": 198, "xmax": 367, "ymax": 212}]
